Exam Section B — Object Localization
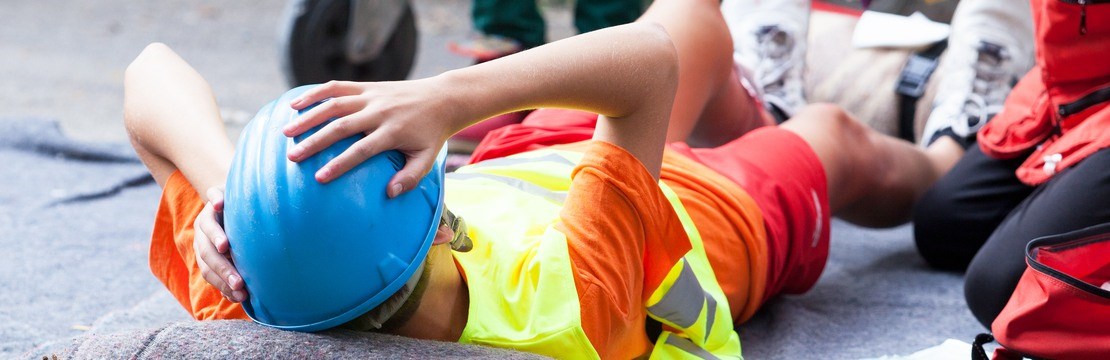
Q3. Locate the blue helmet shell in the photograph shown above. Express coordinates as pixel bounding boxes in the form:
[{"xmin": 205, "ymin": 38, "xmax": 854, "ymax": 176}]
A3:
[{"xmin": 224, "ymin": 85, "xmax": 445, "ymax": 332}]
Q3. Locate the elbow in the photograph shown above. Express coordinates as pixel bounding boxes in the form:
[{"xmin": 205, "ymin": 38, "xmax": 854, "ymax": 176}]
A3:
[
  {"xmin": 123, "ymin": 42, "xmax": 176, "ymax": 127},
  {"xmin": 125, "ymin": 42, "xmax": 173, "ymax": 80},
  {"xmin": 635, "ymin": 22, "xmax": 680, "ymax": 102}
]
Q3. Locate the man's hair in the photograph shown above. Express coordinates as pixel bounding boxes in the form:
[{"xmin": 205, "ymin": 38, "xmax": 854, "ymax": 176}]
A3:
[{"xmin": 338, "ymin": 247, "xmax": 437, "ymax": 332}]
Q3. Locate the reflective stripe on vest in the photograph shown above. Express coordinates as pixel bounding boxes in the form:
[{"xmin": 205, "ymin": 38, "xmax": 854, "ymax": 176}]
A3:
[
  {"xmin": 447, "ymin": 148, "xmax": 742, "ymax": 359},
  {"xmin": 647, "ymin": 184, "xmax": 742, "ymax": 359}
]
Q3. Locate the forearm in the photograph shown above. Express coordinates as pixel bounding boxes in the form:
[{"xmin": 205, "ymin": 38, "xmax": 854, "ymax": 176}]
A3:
[
  {"xmin": 438, "ymin": 23, "xmax": 678, "ymax": 177},
  {"xmin": 438, "ymin": 23, "xmax": 677, "ymax": 135},
  {"xmin": 281, "ymin": 22, "xmax": 678, "ymax": 186}
]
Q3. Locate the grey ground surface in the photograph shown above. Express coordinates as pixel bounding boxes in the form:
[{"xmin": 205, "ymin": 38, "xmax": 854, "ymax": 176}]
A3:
[
  {"xmin": 2, "ymin": 1, "xmax": 985, "ymax": 359},
  {"xmin": 1, "ymin": 1, "xmax": 574, "ymax": 358},
  {"xmin": 1, "ymin": 0, "xmax": 575, "ymax": 143}
]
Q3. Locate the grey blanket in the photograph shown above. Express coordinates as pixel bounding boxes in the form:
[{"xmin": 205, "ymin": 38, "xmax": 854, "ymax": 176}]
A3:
[{"xmin": 3, "ymin": 118, "xmax": 983, "ymax": 359}]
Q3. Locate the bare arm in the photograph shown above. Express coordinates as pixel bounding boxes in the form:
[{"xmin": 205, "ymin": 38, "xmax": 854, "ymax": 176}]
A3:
[
  {"xmin": 124, "ymin": 43, "xmax": 244, "ymax": 302},
  {"xmin": 284, "ymin": 23, "xmax": 678, "ymax": 194},
  {"xmin": 439, "ymin": 23, "xmax": 678, "ymax": 179},
  {"xmin": 124, "ymin": 43, "xmax": 234, "ymax": 196}
]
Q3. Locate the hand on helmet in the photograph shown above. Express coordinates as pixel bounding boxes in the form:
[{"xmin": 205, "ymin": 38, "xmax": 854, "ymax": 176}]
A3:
[
  {"xmin": 193, "ymin": 186, "xmax": 248, "ymax": 303},
  {"xmin": 283, "ymin": 80, "xmax": 457, "ymax": 198}
]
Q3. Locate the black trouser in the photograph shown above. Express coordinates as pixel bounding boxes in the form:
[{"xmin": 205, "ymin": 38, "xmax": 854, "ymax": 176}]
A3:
[{"xmin": 913, "ymin": 146, "xmax": 1110, "ymax": 328}]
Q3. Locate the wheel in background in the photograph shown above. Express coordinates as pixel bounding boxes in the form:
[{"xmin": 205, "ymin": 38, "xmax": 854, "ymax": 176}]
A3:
[{"xmin": 283, "ymin": 0, "xmax": 418, "ymax": 86}]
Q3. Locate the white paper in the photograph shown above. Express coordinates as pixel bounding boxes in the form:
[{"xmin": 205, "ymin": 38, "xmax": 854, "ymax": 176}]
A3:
[{"xmin": 852, "ymin": 11, "xmax": 951, "ymax": 49}]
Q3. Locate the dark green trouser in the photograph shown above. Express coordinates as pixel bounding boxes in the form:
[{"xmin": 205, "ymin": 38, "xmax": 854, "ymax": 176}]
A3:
[{"xmin": 472, "ymin": 0, "xmax": 645, "ymax": 49}]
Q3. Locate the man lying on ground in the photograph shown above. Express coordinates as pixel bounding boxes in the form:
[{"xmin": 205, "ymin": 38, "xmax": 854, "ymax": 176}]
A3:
[{"xmin": 123, "ymin": 0, "xmax": 966, "ymax": 357}]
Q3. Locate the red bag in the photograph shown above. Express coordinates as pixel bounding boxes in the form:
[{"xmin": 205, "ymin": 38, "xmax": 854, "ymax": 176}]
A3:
[
  {"xmin": 977, "ymin": 0, "xmax": 1110, "ymax": 186},
  {"xmin": 985, "ymin": 223, "xmax": 1110, "ymax": 359}
]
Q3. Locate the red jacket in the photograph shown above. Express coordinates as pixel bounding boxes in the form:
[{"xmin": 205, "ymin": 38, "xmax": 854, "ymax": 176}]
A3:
[{"xmin": 978, "ymin": 0, "xmax": 1110, "ymax": 185}]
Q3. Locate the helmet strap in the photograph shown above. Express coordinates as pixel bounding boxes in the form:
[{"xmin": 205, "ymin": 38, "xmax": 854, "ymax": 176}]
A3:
[{"xmin": 441, "ymin": 207, "xmax": 473, "ymax": 253}]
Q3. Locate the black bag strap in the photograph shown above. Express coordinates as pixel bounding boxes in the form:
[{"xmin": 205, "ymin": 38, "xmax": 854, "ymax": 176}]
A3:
[
  {"xmin": 971, "ymin": 333, "xmax": 995, "ymax": 360},
  {"xmin": 971, "ymin": 334, "xmax": 1026, "ymax": 360},
  {"xmin": 895, "ymin": 41, "xmax": 948, "ymax": 142}
]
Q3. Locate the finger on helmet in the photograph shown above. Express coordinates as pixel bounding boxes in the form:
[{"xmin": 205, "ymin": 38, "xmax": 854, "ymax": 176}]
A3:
[
  {"xmin": 289, "ymin": 80, "xmax": 361, "ymax": 110},
  {"xmin": 314, "ymin": 131, "xmax": 389, "ymax": 183},
  {"xmin": 388, "ymin": 150, "xmax": 435, "ymax": 198},
  {"xmin": 285, "ymin": 94, "xmax": 363, "ymax": 138}
]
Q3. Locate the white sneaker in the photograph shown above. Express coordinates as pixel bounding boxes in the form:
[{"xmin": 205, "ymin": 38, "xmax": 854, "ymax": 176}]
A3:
[
  {"xmin": 920, "ymin": 0, "xmax": 1033, "ymax": 147},
  {"xmin": 921, "ymin": 39, "xmax": 1018, "ymax": 147},
  {"xmin": 722, "ymin": 0, "xmax": 809, "ymax": 122}
]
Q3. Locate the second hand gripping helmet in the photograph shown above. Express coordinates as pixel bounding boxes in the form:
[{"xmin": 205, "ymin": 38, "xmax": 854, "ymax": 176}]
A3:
[{"xmin": 224, "ymin": 85, "xmax": 446, "ymax": 332}]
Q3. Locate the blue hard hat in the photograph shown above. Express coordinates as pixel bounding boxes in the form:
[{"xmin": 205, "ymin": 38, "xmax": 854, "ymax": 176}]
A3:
[{"xmin": 224, "ymin": 85, "xmax": 446, "ymax": 332}]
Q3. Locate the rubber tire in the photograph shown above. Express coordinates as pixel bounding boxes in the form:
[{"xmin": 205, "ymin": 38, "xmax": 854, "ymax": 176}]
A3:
[{"xmin": 284, "ymin": 0, "xmax": 418, "ymax": 86}]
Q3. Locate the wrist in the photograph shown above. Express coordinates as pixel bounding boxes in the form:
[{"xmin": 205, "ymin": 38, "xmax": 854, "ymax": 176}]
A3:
[{"xmin": 433, "ymin": 69, "xmax": 489, "ymax": 137}]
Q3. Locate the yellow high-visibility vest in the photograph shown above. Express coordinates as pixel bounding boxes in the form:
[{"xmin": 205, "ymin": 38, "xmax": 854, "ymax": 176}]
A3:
[{"xmin": 447, "ymin": 148, "xmax": 743, "ymax": 359}]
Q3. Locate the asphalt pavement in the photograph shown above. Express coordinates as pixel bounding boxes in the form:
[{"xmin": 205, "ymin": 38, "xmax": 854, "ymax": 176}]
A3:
[
  {"xmin": 1, "ymin": 0, "xmax": 575, "ymax": 143},
  {"xmin": 1, "ymin": 1, "xmax": 574, "ymax": 357}
]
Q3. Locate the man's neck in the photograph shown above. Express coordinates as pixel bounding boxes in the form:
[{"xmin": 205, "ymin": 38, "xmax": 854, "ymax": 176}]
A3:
[{"xmin": 390, "ymin": 246, "xmax": 469, "ymax": 341}]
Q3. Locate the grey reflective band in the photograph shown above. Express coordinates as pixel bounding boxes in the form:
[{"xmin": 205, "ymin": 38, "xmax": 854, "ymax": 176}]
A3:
[
  {"xmin": 704, "ymin": 295, "xmax": 717, "ymax": 342},
  {"xmin": 466, "ymin": 153, "xmax": 575, "ymax": 170},
  {"xmin": 664, "ymin": 334, "xmax": 720, "ymax": 360},
  {"xmin": 646, "ymin": 260, "xmax": 707, "ymax": 329},
  {"xmin": 446, "ymin": 172, "xmax": 567, "ymax": 204}
]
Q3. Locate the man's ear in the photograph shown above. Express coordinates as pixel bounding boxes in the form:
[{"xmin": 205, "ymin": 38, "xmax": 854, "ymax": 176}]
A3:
[{"xmin": 432, "ymin": 224, "xmax": 453, "ymax": 246}]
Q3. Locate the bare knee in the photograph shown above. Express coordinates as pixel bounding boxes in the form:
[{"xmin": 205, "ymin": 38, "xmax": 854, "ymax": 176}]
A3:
[
  {"xmin": 798, "ymin": 102, "xmax": 848, "ymax": 118},
  {"xmin": 805, "ymin": 103, "xmax": 877, "ymax": 185},
  {"xmin": 802, "ymin": 103, "xmax": 868, "ymax": 138},
  {"xmin": 784, "ymin": 103, "xmax": 892, "ymax": 217},
  {"xmin": 786, "ymin": 103, "xmax": 872, "ymax": 152}
]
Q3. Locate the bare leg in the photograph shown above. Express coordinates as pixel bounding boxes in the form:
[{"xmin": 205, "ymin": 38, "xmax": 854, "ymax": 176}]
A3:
[
  {"xmin": 638, "ymin": 0, "xmax": 769, "ymax": 146},
  {"xmin": 781, "ymin": 104, "xmax": 963, "ymax": 227},
  {"xmin": 124, "ymin": 43, "xmax": 234, "ymax": 200}
]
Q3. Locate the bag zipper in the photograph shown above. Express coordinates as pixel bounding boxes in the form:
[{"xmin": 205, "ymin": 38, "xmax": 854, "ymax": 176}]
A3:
[
  {"xmin": 1081, "ymin": 0, "xmax": 1087, "ymax": 35},
  {"xmin": 1047, "ymin": 84, "xmax": 1109, "ymax": 174},
  {"xmin": 1057, "ymin": 84, "xmax": 1110, "ymax": 117},
  {"xmin": 1025, "ymin": 226, "xmax": 1110, "ymax": 300},
  {"xmin": 1059, "ymin": 0, "xmax": 1110, "ymax": 34}
]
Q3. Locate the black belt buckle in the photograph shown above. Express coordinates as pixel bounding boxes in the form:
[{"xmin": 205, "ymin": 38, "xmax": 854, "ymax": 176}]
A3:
[{"xmin": 896, "ymin": 52, "xmax": 940, "ymax": 98}]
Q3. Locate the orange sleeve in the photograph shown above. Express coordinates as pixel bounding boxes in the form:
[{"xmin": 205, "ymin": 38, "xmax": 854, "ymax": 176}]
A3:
[
  {"xmin": 149, "ymin": 171, "xmax": 248, "ymax": 321},
  {"xmin": 557, "ymin": 141, "xmax": 691, "ymax": 359}
]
